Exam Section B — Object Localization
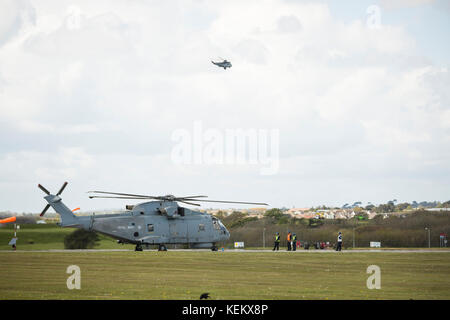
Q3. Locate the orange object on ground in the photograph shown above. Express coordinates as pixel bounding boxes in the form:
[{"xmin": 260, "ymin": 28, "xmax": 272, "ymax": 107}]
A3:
[{"xmin": 0, "ymin": 216, "xmax": 16, "ymax": 224}]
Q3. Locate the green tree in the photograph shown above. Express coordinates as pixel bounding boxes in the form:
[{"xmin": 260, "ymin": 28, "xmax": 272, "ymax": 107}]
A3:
[
  {"xmin": 214, "ymin": 210, "xmax": 227, "ymax": 219},
  {"xmin": 396, "ymin": 202, "xmax": 410, "ymax": 211},
  {"xmin": 308, "ymin": 218, "xmax": 323, "ymax": 228},
  {"xmin": 376, "ymin": 202, "xmax": 395, "ymax": 213},
  {"xmin": 64, "ymin": 229, "xmax": 100, "ymax": 249},
  {"xmin": 264, "ymin": 208, "xmax": 284, "ymax": 219}
]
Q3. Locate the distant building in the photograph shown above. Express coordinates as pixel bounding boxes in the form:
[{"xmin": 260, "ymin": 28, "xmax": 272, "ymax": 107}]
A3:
[
  {"xmin": 241, "ymin": 207, "xmax": 267, "ymax": 215},
  {"xmin": 323, "ymin": 212, "xmax": 335, "ymax": 219},
  {"xmin": 287, "ymin": 208, "xmax": 310, "ymax": 215},
  {"xmin": 334, "ymin": 212, "xmax": 347, "ymax": 219},
  {"xmin": 297, "ymin": 213, "xmax": 316, "ymax": 219},
  {"xmin": 367, "ymin": 211, "xmax": 378, "ymax": 219}
]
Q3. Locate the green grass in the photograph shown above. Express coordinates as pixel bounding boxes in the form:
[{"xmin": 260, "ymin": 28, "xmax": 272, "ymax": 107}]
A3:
[
  {"xmin": 1, "ymin": 223, "xmax": 449, "ymax": 300},
  {"xmin": 1, "ymin": 251, "xmax": 449, "ymax": 300},
  {"xmin": 0, "ymin": 224, "xmax": 135, "ymax": 250}
]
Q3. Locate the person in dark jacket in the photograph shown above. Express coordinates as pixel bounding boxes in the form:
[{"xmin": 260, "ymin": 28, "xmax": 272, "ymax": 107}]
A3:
[
  {"xmin": 273, "ymin": 232, "xmax": 280, "ymax": 251},
  {"xmin": 292, "ymin": 233, "xmax": 297, "ymax": 251},
  {"xmin": 336, "ymin": 232, "xmax": 343, "ymax": 251}
]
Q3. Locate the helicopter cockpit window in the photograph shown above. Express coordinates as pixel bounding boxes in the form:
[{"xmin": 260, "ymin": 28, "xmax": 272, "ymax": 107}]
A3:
[
  {"xmin": 147, "ymin": 224, "xmax": 154, "ymax": 232},
  {"xmin": 212, "ymin": 220, "xmax": 220, "ymax": 230},
  {"xmin": 198, "ymin": 224, "xmax": 205, "ymax": 231}
]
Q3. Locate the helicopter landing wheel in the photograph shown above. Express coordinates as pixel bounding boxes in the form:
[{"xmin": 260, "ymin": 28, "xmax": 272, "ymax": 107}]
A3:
[
  {"xmin": 158, "ymin": 244, "xmax": 167, "ymax": 251},
  {"xmin": 135, "ymin": 244, "xmax": 143, "ymax": 252}
]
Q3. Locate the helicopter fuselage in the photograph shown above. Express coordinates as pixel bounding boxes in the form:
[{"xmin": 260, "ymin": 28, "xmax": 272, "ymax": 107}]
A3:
[
  {"xmin": 212, "ymin": 60, "xmax": 232, "ymax": 69},
  {"xmin": 89, "ymin": 201, "xmax": 230, "ymax": 247}
]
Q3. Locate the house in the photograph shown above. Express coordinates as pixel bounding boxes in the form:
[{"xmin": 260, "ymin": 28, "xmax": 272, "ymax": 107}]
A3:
[
  {"xmin": 367, "ymin": 211, "xmax": 378, "ymax": 219},
  {"xmin": 287, "ymin": 208, "xmax": 310, "ymax": 215},
  {"xmin": 334, "ymin": 212, "xmax": 347, "ymax": 219},
  {"xmin": 297, "ymin": 213, "xmax": 316, "ymax": 219},
  {"xmin": 323, "ymin": 212, "xmax": 335, "ymax": 219}
]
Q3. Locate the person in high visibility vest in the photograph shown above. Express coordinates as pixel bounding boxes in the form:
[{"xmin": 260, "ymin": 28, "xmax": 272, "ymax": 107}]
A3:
[
  {"xmin": 336, "ymin": 231, "xmax": 343, "ymax": 251},
  {"xmin": 287, "ymin": 231, "xmax": 292, "ymax": 251},
  {"xmin": 273, "ymin": 232, "xmax": 280, "ymax": 251},
  {"xmin": 292, "ymin": 233, "xmax": 297, "ymax": 251}
]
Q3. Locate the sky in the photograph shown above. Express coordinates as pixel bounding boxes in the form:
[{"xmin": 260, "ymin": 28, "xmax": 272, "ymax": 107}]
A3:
[{"xmin": 0, "ymin": 0, "xmax": 449, "ymax": 213}]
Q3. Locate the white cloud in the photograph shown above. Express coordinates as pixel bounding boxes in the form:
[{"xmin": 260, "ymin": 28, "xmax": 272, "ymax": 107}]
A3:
[
  {"xmin": 380, "ymin": 0, "xmax": 435, "ymax": 10},
  {"xmin": 0, "ymin": 0, "xmax": 36, "ymax": 47},
  {"xmin": 0, "ymin": 0, "xmax": 449, "ymax": 211}
]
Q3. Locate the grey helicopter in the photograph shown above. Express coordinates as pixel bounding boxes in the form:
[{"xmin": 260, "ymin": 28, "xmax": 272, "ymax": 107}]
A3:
[
  {"xmin": 38, "ymin": 182, "xmax": 268, "ymax": 251},
  {"xmin": 211, "ymin": 58, "xmax": 232, "ymax": 69}
]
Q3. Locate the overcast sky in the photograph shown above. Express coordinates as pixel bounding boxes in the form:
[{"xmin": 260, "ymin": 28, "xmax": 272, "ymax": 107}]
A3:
[{"xmin": 1, "ymin": 0, "xmax": 449, "ymax": 213}]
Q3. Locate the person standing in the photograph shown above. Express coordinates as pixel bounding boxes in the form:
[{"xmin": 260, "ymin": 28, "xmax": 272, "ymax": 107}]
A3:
[
  {"xmin": 273, "ymin": 232, "xmax": 280, "ymax": 251},
  {"xmin": 292, "ymin": 233, "xmax": 297, "ymax": 251},
  {"xmin": 336, "ymin": 231, "xmax": 343, "ymax": 251},
  {"xmin": 287, "ymin": 231, "xmax": 292, "ymax": 251}
]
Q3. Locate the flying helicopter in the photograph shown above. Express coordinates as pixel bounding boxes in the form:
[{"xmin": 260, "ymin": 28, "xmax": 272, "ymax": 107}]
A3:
[
  {"xmin": 38, "ymin": 182, "xmax": 268, "ymax": 251},
  {"xmin": 211, "ymin": 58, "xmax": 232, "ymax": 69}
]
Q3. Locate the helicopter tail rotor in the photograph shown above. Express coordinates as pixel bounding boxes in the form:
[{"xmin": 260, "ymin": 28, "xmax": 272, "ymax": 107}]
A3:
[{"xmin": 38, "ymin": 182, "xmax": 69, "ymax": 216}]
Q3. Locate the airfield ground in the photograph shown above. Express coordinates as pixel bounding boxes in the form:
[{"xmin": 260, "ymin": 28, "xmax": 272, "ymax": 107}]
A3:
[
  {"xmin": 1, "ymin": 224, "xmax": 449, "ymax": 299},
  {"xmin": 1, "ymin": 251, "xmax": 449, "ymax": 300}
]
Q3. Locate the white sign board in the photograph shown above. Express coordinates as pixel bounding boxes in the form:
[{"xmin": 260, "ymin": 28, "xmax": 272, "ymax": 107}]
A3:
[
  {"xmin": 234, "ymin": 242, "xmax": 244, "ymax": 248},
  {"xmin": 370, "ymin": 241, "xmax": 381, "ymax": 248}
]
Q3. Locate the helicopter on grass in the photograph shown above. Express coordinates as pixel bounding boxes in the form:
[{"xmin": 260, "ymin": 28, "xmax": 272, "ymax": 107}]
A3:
[{"xmin": 38, "ymin": 182, "xmax": 268, "ymax": 251}]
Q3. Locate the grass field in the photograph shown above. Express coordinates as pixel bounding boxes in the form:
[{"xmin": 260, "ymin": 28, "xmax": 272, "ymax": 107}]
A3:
[
  {"xmin": 1, "ymin": 223, "xmax": 449, "ymax": 300},
  {"xmin": 0, "ymin": 224, "xmax": 136, "ymax": 251},
  {"xmin": 1, "ymin": 251, "xmax": 449, "ymax": 300}
]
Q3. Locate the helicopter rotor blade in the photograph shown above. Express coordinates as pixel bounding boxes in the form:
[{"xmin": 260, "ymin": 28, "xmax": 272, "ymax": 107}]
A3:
[
  {"xmin": 176, "ymin": 195, "xmax": 208, "ymax": 200},
  {"xmin": 40, "ymin": 204, "xmax": 51, "ymax": 217},
  {"xmin": 182, "ymin": 199, "xmax": 268, "ymax": 206},
  {"xmin": 178, "ymin": 200, "xmax": 201, "ymax": 206},
  {"xmin": 38, "ymin": 184, "xmax": 50, "ymax": 195},
  {"xmin": 88, "ymin": 191, "xmax": 160, "ymax": 199},
  {"xmin": 56, "ymin": 181, "xmax": 68, "ymax": 196},
  {"xmin": 87, "ymin": 191, "xmax": 267, "ymax": 205},
  {"xmin": 88, "ymin": 196, "xmax": 157, "ymax": 200}
]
